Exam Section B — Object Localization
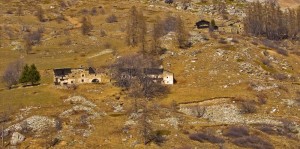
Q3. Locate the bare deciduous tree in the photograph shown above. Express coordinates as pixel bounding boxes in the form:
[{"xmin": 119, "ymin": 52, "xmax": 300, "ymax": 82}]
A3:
[
  {"xmin": 176, "ymin": 16, "xmax": 190, "ymax": 49},
  {"xmin": 151, "ymin": 17, "xmax": 164, "ymax": 55},
  {"xmin": 36, "ymin": 6, "xmax": 45, "ymax": 22},
  {"xmin": 126, "ymin": 6, "xmax": 139, "ymax": 47},
  {"xmin": 81, "ymin": 16, "xmax": 93, "ymax": 35},
  {"xmin": 2, "ymin": 59, "xmax": 24, "ymax": 89},
  {"xmin": 244, "ymin": 0, "xmax": 299, "ymax": 40},
  {"xmin": 126, "ymin": 6, "xmax": 147, "ymax": 50}
]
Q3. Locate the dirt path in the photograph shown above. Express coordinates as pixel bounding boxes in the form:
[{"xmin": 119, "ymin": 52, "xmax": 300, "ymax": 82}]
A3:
[
  {"xmin": 88, "ymin": 49, "xmax": 113, "ymax": 59},
  {"xmin": 65, "ymin": 16, "xmax": 82, "ymax": 28}
]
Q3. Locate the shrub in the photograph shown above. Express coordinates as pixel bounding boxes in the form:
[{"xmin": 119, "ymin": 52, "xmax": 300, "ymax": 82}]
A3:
[
  {"xmin": 189, "ymin": 132, "xmax": 225, "ymax": 144},
  {"xmin": 278, "ymin": 85, "xmax": 289, "ymax": 92},
  {"xmin": 163, "ymin": 15, "xmax": 177, "ymax": 34},
  {"xmin": 232, "ymin": 136, "xmax": 274, "ymax": 149},
  {"xmin": 190, "ymin": 106, "xmax": 206, "ymax": 118},
  {"xmin": 103, "ymin": 42, "xmax": 112, "ymax": 49},
  {"xmin": 256, "ymin": 93, "xmax": 267, "ymax": 104},
  {"xmin": 240, "ymin": 101, "xmax": 257, "ymax": 114},
  {"xmin": 224, "ymin": 126, "xmax": 249, "ymax": 138},
  {"xmin": 90, "ymin": 7, "xmax": 98, "ymax": 16},
  {"xmin": 99, "ymin": 7, "xmax": 105, "ymax": 15},
  {"xmin": 218, "ymin": 38, "xmax": 227, "ymax": 44},
  {"xmin": 165, "ymin": 0, "xmax": 173, "ymax": 4},
  {"xmin": 151, "ymin": 131, "xmax": 167, "ymax": 146},
  {"xmin": 106, "ymin": 14, "xmax": 117, "ymax": 23},
  {"xmin": 258, "ymin": 125, "xmax": 277, "ymax": 135},
  {"xmin": 273, "ymin": 73, "xmax": 288, "ymax": 81},
  {"xmin": 99, "ymin": 29, "xmax": 107, "ymax": 37},
  {"xmin": 55, "ymin": 118, "xmax": 63, "ymax": 131},
  {"xmin": 261, "ymin": 58, "xmax": 271, "ymax": 67},
  {"xmin": 36, "ymin": 6, "xmax": 45, "ymax": 22},
  {"xmin": 276, "ymin": 48, "xmax": 288, "ymax": 56},
  {"xmin": 80, "ymin": 8, "xmax": 89, "ymax": 15},
  {"xmin": 24, "ymin": 29, "xmax": 43, "ymax": 46},
  {"xmin": 81, "ymin": 16, "xmax": 93, "ymax": 35},
  {"xmin": 282, "ymin": 119, "xmax": 298, "ymax": 134}
]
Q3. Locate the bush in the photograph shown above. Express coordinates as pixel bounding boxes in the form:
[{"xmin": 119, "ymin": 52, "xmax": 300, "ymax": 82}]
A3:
[
  {"xmin": 240, "ymin": 101, "xmax": 257, "ymax": 114},
  {"xmin": 256, "ymin": 93, "xmax": 267, "ymax": 104},
  {"xmin": 24, "ymin": 29, "xmax": 43, "ymax": 46},
  {"xmin": 81, "ymin": 17, "xmax": 93, "ymax": 35},
  {"xmin": 272, "ymin": 73, "xmax": 288, "ymax": 81},
  {"xmin": 165, "ymin": 0, "xmax": 173, "ymax": 4},
  {"xmin": 80, "ymin": 8, "xmax": 89, "ymax": 15},
  {"xmin": 224, "ymin": 126, "xmax": 249, "ymax": 138},
  {"xmin": 99, "ymin": 29, "xmax": 107, "ymax": 37},
  {"xmin": 189, "ymin": 132, "xmax": 225, "ymax": 144},
  {"xmin": 261, "ymin": 58, "xmax": 271, "ymax": 67},
  {"xmin": 276, "ymin": 48, "xmax": 288, "ymax": 56},
  {"xmin": 258, "ymin": 125, "xmax": 277, "ymax": 135},
  {"xmin": 90, "ymin": 7, "xmax": 98, "ymax": 16},
  {"xmin": 106, "ymin": 14, "xmax": 117, "ymax": 23},
  {"xmin": 232, "ymin": 136, "xmax": 274, "ymax": 149},
  {"xmin": 55, "ymin": 118, "xmax": 63, "ymax": 131},
  {"xmin": 218, "ymin": 38, "xmax": 227, "ymax": 44},
  {"xmin": 278, "ymin": 85, "xmax": 289, "ymax": 92}
]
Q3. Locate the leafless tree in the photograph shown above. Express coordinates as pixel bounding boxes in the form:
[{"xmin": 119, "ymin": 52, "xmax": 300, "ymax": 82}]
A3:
[
  {"xmin": 244, "ymin": 0, "xmax": 299, "ymax": 40},
  {"xmin": 36, "ymin": 6, "xmax": 45, "ymax": 22},
  {"xmin": 176, "ymin": 16, "xmax": 190, "ymax": 49},
  {"xmin": 2, "ymin": 59, "xmax": 24, "ymax": 89},
  {"xmin": 105, "ymin": 14, "xmax": 118, "ymax": 23},
  {"xmin": 126, "ymin": 6, "xmax": 139, "ymax": 47},
  {"xmin": 81, "ymin": 16, "xmax": 93, "ymax": 35},
  {"xmin": 138, "ymin": 9, "xmax": 147, "ymax": 53},
  {"xmin": 126, "ymin": 6, "xmax": 147, "ymax": 50},
  {"xmin": 16, "ymin": 5, "xmax": 23, "ymax": 16},
  {"xmin": 151, "ymin": 17, "xmax": 164, "ymax": 55}
]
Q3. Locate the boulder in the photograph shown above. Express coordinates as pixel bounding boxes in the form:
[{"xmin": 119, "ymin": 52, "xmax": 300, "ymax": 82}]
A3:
[{"xmin": 10, "ymin": 132, "xmax": 25, "ymax": 146}]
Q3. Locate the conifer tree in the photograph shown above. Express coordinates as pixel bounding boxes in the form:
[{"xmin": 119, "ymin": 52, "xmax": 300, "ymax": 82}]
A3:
[
  {"xmin": 19, "ymin": 64, "xmax": 30, "ymax": 84},
  {"xmin": 29, "ymin": 64, "xmax": 41, "ymax": 85},
  {"xmin": 19, "ymin": 64, "xmax": 41, "ymax": 85}
]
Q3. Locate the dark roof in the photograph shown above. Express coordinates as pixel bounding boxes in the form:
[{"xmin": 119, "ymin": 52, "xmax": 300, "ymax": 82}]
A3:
[
  {"xmin": 53, "ymin": 68, "xmax": 72, "ymax": 76},
  {"xmin": 196, "ymin": 20, "xmax": 210, "ymax": 28},
  {"xmin": 88, "ymin": 67, "xmax": 96, "ymax": 74},
  {"xmin": 144, "ymin": 68, "xmax": 163, "ymax": 75}
]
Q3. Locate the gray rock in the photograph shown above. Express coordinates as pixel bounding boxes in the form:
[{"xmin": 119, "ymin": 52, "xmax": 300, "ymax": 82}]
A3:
[{"xmin": 10, "ymin": 132, "xmax": 25, "ymax": 146}]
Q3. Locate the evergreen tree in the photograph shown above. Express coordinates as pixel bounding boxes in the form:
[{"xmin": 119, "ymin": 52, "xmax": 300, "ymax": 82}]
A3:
[
  {"xmin": 29, "ymin": 64, "xmax": 41, "ymax": 85},
  {"xmin": 19, "ymin": 64, "xmax": 30, "ymax": 84},
  {"xmin": 19, "ymin": 64, "xmax": 41, "ymax": 85}
]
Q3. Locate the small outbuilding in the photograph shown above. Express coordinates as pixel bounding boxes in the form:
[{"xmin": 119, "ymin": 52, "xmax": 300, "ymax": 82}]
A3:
[{"xmin": 195, "ymin": 20, "xmax": 210, "ymax": 29}]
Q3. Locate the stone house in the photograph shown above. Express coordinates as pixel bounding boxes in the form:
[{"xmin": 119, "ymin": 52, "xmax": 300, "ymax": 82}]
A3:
[
  {"xmin": 144, "ymin": 68, "xmax": 174, "ymax": 85},
  {"xmin": 119, "ymin": 68, "xmax": 174, "ymax": 85},
  {"xmin": 218, "ymin": 21, "xmax": 244, "ymax": 34},
  {"xmin": 53, "ymin": 67, "xmax": 105, "ymax": 85}
]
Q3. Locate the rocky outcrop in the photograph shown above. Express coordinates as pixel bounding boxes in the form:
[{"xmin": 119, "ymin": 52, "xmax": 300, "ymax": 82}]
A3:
[{"xmin": 10, "ymin": 132, "xmax": 25, "ymax": 146}]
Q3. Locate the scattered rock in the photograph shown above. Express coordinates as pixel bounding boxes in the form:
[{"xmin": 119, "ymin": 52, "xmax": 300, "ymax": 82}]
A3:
[
  {"xmin": 64, "ymin": 96, "xmax": 97, "ymax": 108},
  {"xmin": 161, "ymin": 117, "xmax": 179, "ymax": 129},
  {"xmin": 5, "ymin": 116, "xmax": 56, "ymax": 137},
  {"xmin": 10, "ymin": 132, "xmax": 25, "ymax": 146}
]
